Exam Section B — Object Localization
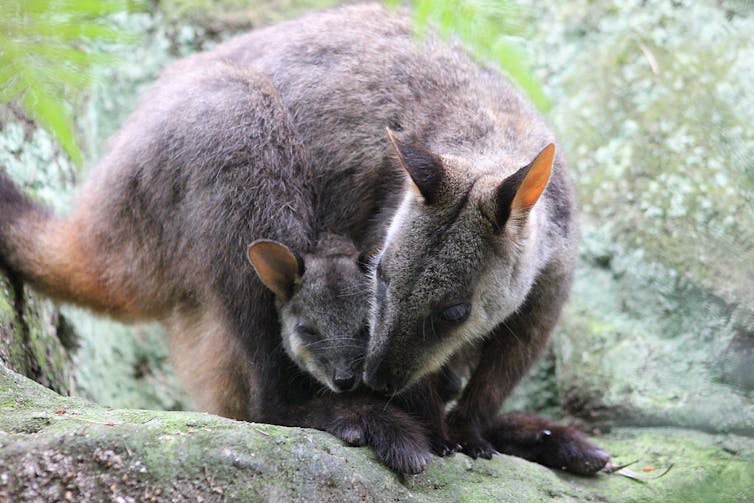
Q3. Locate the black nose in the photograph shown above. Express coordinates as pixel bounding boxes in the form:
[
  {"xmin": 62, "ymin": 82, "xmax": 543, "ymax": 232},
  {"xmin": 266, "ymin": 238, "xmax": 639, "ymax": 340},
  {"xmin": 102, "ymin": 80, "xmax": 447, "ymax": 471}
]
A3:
[
  {"xmin": 363, "ymin": 365, "xmax": 399, "ymax": 395},
  {"xmin": 333, "ymin": 371, "xmax": 355, "ymax": 392}
]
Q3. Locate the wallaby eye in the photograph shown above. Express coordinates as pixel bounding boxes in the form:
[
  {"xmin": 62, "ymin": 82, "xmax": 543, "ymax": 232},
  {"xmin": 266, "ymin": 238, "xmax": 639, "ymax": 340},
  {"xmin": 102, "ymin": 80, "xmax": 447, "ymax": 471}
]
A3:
[
  {"xmin": 439, "ymin": 303, "xmax": 471, "ymax": 323},
  {"xmin": 295, "ymin": 323, "xmax": 318, "ymax": 338}
]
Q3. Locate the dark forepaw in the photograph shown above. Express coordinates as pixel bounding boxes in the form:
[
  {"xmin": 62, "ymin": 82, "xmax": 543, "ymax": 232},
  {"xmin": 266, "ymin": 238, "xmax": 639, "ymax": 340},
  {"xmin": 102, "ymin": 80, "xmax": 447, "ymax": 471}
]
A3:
[
  {"xmin": 375, "ymin": 442, "xmax": 432, "ymax": 475},
  {"xmin": 369, "ymin": 421, "xmax": 432, "ymax": 474},
  {"xmin": 328, "ymin": 418, "xmax": 367, "ymax": 447},
  {"xmin": 459, "ymin": 438, "xmax": 497, "ymax": 460},
  {"xmin": 447, "ymin": 412, "xmax": 497, "ymax": 460},
  {"xmin": 361, "ymin": 405, "xmax": 432, "ymax": 474},
  {"xmin": 430, "ymin": 434, "xmax": 462, "ymax": 457},
  {"xmin": 485, "ymin": 413, "xmax": 610, "ymax": 475}
]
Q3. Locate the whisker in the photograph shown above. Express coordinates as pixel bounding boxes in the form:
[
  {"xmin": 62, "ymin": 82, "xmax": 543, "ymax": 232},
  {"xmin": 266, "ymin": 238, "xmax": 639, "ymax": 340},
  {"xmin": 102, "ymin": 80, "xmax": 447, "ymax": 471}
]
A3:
[{"xmin": 500, "ymin": 320, "xmax": 522, "ymax": 347}]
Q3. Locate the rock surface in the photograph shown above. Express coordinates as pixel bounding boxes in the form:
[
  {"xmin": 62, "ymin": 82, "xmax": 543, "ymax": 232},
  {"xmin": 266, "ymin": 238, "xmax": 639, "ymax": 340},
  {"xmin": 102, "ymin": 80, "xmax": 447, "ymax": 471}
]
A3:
[
  {"xmin": 507, "ymin": 0, "xmax": 754, "ymax": 437},
  {"xmin": 1, "ymin": 0, "xmax": 753, "ymax": 501},
  {"xmin": 1, "ymin": 363, "xmax": 752, "ymax": 502}
]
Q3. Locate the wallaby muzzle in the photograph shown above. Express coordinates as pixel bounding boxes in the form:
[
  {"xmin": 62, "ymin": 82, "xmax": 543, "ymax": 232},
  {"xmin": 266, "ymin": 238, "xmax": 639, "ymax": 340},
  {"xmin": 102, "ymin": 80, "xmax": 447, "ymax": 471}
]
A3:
[{"xmin": 363, "ymin": 351, "xmax": 410, "ymax": 395}]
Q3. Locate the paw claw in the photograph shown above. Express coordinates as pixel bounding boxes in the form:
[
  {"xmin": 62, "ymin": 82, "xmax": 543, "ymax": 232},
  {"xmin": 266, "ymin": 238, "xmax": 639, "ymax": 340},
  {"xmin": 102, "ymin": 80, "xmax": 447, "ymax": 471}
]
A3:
[
  {"xmin": 460, "ymin": 441, "xmax": 496, "ymax": 460},
  {"xmin": 430, "ymin": 434, "xmax": 460, "ymax": 457}
]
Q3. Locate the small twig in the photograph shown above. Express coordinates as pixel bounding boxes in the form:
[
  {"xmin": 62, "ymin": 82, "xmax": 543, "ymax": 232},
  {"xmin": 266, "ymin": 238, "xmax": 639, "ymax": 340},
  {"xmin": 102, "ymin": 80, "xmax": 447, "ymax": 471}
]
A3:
[
  {"xmin": 647, "ymin": 463, "xmax": 674, "ymax": 480},
  {"xmin": 71, "ymin": 417, "xmax": 124, "ymax": 427},
  {"xmin": 615, "ymin": 467, "xmax": 648, "ymax": 483},
  {"xmin": 638, "ymin": 42, "xmax": 660, "ymax": 76},
  {"xmin": 602, "ymin": 459, "xmax": 638, "ymax": 474},
  {"xmin": 605, "ymin": 460, "xmax": 674, "ymax": 483},
  {"xmin": 252, "ymin": 426, "xmax": 272, "ymax": 437}
]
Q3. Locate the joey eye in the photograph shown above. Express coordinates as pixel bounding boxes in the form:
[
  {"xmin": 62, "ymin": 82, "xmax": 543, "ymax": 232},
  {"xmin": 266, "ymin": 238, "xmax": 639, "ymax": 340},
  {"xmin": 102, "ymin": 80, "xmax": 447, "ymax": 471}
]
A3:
[
  {"xmin": 438, "ymin": 303, "xmax": 471, "ymax": 323},
  {"xmin": 295, "ymin": 324, "xmax": 318, "ymax": 338}
]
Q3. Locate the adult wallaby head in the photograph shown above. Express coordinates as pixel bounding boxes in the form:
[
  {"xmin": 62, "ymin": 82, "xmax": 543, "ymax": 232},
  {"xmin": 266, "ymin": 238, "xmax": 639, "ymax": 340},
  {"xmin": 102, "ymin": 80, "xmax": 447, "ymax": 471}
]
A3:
[
  {"xmin": 248, "ymin": 233, "xmax": 371, "ymax": 393},
  {"xmin": 364, "ymin": 129, "xmax": 557, "ymax": 395}
]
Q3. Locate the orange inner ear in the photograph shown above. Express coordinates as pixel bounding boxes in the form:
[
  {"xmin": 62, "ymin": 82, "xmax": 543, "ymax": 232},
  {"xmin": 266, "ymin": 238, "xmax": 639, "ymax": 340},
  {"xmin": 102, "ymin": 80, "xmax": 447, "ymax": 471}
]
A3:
[
  {"xmin": 246, "ymin": 240, "xmax": 299, "ymax": 298},
  {"xmin": 512, "ymin": 143, "xmax": 555, "ymax": 210}
]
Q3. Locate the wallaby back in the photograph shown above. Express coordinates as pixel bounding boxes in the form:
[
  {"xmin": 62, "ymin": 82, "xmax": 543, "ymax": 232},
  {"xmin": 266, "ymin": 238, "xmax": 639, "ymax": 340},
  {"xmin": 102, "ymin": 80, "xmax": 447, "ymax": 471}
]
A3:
[
  {"xmin": 2, "ymin": 62, "xmax": 315, "ymax": 321},
  {"xmin": 0, "ymin": 63, "xmax": 319, "ymax": 420}
]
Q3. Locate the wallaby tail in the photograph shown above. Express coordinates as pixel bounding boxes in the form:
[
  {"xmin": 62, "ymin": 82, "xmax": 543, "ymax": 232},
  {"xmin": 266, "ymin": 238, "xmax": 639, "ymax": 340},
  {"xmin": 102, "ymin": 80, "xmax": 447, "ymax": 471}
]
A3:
[{"xmin": 0, "ymin": 172, "xmax": 140, "ymax": 319}]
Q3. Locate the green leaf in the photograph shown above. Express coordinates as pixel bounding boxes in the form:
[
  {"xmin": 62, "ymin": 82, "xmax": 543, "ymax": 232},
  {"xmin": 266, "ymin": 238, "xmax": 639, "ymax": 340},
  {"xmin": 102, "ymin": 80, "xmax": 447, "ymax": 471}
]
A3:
[
  {"xmin": 0, "ymin": 0, "xmax": 143, "ymax": 167},
  {"xmin": 400, "ymin": 0, "xmax": 549, "ymax": 111},
  {"xmin": 21, "ymin": 86, "xmax": 82, "ymax": 165}
]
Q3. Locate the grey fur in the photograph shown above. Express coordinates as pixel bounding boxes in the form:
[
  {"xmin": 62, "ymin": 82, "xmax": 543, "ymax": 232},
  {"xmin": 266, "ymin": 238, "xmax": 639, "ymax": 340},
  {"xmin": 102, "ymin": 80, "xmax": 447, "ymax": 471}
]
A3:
[{"xmin": 252, "ymin": 233, "xmax": 371, "ymax": 392}]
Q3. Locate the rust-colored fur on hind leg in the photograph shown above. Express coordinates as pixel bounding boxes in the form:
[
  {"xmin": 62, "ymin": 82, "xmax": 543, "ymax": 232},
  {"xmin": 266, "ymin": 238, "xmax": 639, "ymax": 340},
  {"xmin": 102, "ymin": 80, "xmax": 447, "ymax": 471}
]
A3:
[{"xmin": 166, "ymin": 304, "xmax": 252, "ymax": 421}]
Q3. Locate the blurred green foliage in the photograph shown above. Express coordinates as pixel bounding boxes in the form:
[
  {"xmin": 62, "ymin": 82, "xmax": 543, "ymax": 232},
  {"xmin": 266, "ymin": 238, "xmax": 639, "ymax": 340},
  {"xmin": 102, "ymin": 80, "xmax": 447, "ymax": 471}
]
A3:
[
  {"xmin": 387, "ymin": 0, "xmax": 548, "ymax": 110},
  {"xmin": 1, "ymin": 0, "xmax": 544, "ymax": 166},
  {"xmin": 0, "ymin": 0, "xmax": 143, "ymax": 166},
  {"xmin": 157, "ymin": 0, "xmax": 340, "ymax": 28}
]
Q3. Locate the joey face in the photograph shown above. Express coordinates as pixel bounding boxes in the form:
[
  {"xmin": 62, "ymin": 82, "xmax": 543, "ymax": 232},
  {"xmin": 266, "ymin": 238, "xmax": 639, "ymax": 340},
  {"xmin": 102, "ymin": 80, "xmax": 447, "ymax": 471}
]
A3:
[
  {"xmin": 248, "ymin": 236, "xmax": 370, "ymax": 392},
  {"xmin": 278, "ymin": 251, "xmax": 370, "ymax": 392},
  {"xmin": 363, "ymin": 134, "xmax": 555, "ymax": 395}
]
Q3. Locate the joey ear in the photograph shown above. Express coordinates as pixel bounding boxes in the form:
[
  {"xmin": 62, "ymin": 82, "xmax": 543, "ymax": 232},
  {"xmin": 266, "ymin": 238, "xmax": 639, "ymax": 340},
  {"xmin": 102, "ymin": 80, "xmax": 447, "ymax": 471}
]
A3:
[
  {"xmin": 386, "ymin": 128, "xmax": 445, "ymax": 204},
  {"xmin": 493, "ymin": 143, "xmax": 555, "ymax": 229},
  {"xmin": 246, "ymin": 240, "xmax": 304, "ymax": 299}
]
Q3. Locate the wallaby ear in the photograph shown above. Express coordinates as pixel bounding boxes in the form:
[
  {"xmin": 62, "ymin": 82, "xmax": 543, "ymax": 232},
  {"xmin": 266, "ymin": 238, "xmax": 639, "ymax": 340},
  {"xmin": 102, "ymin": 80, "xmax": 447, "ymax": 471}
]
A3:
[
  {"xmin": 493, "ymin": 144, "xmax": 555, "ymax": 229},
  {"xmin": 247, "ymin": 240, "xmax": 304, "ymax": 299},
  {"xmin": 386, "ymin": 128, "xmax": 445, "ymax": 205}
]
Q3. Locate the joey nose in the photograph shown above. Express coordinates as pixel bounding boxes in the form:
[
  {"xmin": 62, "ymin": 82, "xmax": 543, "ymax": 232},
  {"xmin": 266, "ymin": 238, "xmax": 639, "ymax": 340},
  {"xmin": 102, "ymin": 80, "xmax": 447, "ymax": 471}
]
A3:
[{"xmin": 333, "ymin": 370, "xmax": 355, "ymax": 392}]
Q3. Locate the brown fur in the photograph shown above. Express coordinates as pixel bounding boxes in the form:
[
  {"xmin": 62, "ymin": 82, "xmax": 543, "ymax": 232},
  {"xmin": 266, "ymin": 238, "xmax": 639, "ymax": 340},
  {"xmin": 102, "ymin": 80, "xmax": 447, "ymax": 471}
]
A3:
[
  {"xmin": 1, "ymin": 64, "xmax": 319, "ymax": 425},
  {"xmin": 166, "ymin": 305, "xmax": 251, "ymax": 421}
]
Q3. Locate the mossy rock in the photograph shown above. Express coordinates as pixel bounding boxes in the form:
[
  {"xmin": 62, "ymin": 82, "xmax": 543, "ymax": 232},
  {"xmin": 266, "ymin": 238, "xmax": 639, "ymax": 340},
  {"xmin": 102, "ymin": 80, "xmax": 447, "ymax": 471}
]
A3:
[
  {"xmin": 2, "ymin": 363, "xmax": 753, "ymax": 502},
  {"xmin": 506, "ymin": 0, "xmax": 754, "ymax": 436}
]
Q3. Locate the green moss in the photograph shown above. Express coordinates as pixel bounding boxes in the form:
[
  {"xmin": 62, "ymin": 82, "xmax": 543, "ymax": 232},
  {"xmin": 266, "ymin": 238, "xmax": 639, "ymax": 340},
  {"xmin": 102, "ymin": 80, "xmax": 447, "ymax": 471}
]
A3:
[
  {"xmin": 530, "ymin": 0, "xmax": 754, "ymax": 311},
  {"xmin": 3, "ymin": 362, "xmax": 754, "ymax": 501},
  {"xmin": 550, "ymin": 223, "xmax": 754, "ymax": 433}
]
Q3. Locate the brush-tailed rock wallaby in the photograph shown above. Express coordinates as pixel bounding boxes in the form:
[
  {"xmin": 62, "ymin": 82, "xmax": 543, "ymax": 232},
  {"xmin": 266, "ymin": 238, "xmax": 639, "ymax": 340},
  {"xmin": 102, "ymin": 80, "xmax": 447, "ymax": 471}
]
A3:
[
  {"xmin": 247, "ymin": 233, "xmax": 432, "ymax": 473},
  {"xmin": 196, "ymin": 4, "xmax": 608, "ymax": 474},
  {"xmin": 0, "ymin": 64, "xmax": 431, "ymax": 473}
]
